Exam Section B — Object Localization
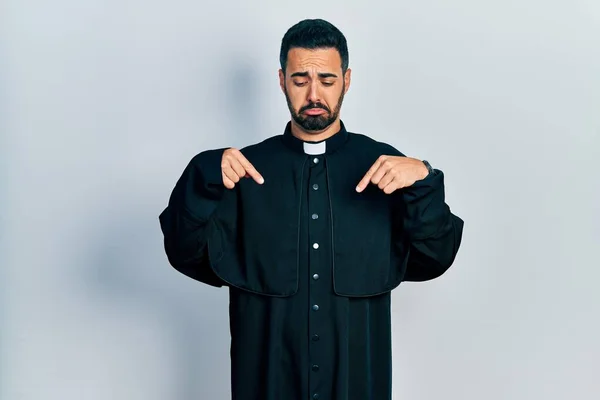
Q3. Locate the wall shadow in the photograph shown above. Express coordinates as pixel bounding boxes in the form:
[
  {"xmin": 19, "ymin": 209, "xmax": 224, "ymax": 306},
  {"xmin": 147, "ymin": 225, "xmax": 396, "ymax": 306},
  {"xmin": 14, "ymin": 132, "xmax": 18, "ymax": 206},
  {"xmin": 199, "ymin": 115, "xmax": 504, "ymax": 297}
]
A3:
[{"xmin": 82, "ymin": 59, "xmax": 265, "ymax": 399}]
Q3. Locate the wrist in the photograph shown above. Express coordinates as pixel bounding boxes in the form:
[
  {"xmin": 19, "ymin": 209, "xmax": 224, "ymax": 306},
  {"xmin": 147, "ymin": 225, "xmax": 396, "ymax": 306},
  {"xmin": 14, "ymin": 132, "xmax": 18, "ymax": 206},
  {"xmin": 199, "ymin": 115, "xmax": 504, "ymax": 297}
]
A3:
[{"xmin": 415, "ymin": 159, "xmax": 429, "ymax": 179}]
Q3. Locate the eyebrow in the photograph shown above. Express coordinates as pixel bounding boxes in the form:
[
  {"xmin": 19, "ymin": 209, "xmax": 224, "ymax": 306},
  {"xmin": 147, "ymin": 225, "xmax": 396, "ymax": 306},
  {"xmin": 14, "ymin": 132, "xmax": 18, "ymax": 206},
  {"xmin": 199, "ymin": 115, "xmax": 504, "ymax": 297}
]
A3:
[{"xmin": 290, "ymin": 72, "xmax": 339, "ymax": 79}]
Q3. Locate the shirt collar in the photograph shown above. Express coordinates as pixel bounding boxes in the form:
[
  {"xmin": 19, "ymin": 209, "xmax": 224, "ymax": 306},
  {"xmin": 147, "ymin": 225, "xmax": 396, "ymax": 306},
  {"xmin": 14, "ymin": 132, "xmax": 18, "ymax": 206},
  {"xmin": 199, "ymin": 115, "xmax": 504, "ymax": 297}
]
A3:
[{"xmin": 281, "ymin": 120, "xmax": 349, "ymax": 155}]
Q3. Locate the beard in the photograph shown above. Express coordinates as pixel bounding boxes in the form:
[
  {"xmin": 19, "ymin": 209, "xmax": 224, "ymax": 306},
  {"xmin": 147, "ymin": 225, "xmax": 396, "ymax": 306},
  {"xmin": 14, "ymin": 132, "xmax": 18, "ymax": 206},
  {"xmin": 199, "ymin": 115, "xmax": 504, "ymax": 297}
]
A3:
[{"xmin": 284, "ymin": 82, "xmax": 345, "ymax": 132}]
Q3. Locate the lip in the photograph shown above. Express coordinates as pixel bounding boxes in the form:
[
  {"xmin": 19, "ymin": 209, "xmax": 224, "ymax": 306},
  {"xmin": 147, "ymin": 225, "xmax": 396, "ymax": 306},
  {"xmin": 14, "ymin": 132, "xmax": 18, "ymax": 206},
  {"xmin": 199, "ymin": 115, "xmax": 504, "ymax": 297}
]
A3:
[{"xmin": 303, "ymin": 109, "xmax": 326, "ymax": 116}]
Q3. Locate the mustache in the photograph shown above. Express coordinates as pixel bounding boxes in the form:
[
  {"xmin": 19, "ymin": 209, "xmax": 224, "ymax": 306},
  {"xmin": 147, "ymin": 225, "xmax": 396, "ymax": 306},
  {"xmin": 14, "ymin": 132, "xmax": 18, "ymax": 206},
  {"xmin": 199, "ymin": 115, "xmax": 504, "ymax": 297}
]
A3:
[{"xmin": 300, "ymin": 103, "xmax": 330, "ymax": 113}]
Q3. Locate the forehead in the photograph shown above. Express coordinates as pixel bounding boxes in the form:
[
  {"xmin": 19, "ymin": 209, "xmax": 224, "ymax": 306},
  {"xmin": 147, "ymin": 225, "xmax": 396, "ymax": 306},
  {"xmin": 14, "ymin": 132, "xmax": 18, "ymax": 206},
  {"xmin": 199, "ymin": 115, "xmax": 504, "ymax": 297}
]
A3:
[{"xmin": 286, "ymin": 47, "xmax": 342, "ymax": 73}]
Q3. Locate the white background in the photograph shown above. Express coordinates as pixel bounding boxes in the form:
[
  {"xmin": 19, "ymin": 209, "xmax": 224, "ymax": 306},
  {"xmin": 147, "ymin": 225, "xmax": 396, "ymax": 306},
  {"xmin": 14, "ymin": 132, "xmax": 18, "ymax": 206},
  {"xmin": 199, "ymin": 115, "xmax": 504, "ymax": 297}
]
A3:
[{"xmin": 2, "ymin": 1, "xmax": 599, "ymax": 399}]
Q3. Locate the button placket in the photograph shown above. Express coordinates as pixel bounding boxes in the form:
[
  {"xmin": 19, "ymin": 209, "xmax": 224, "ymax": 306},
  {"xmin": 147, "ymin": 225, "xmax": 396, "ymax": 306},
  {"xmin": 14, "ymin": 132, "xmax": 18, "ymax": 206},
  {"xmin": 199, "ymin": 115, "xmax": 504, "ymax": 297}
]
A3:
[
  {"xmin": 307, "ymin": 155, "xmax": 326, "ymax": 391},
  {"xmin": 309, "ymin": 181, "xmax": 320, "ymax": 339}
]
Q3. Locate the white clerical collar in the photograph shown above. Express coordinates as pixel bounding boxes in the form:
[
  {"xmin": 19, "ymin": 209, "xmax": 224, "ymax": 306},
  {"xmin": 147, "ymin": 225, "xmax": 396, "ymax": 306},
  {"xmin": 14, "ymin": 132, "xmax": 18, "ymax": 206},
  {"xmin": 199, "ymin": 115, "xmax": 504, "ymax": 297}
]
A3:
[{"xmin": 303, "ymin": 141, "xmax": 326, "ymax": 155}]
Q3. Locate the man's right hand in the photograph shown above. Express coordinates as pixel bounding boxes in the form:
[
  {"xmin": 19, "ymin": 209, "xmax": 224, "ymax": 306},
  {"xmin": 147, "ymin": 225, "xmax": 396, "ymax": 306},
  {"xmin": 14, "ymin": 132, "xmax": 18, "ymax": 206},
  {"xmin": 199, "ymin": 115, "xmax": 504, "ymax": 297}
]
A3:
[{"xmin": 221, "ymin": 148, "xmax": 265, "ymax": 189}]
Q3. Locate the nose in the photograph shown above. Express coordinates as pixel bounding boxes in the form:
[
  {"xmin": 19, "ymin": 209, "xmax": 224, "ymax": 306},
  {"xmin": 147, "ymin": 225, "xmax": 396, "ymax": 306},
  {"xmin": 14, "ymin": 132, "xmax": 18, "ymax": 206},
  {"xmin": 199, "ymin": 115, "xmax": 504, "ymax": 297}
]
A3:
[{"xmin": 307, "ymin": 81, "xmax": 321, "ymax": 104}]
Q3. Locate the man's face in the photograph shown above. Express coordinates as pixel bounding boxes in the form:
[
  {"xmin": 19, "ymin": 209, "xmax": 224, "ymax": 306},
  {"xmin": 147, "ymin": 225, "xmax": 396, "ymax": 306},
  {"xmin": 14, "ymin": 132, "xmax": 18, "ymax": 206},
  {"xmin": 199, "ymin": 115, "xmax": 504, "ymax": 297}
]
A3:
[{"xmin": 279, "ymin": 47, "xmax": 351, "ymax": 133}]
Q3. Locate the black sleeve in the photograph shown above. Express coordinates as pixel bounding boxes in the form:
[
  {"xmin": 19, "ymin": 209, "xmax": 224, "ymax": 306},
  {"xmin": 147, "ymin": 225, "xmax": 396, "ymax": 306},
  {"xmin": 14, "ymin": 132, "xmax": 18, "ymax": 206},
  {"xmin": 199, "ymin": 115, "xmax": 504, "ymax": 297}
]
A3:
[
  {"xmin": 398, "ymin": 169, "xmax": 464, "ymax": 282},
  {"xmin": 158, "ymin": 148, "xmax": 228, "ymax": 287}
]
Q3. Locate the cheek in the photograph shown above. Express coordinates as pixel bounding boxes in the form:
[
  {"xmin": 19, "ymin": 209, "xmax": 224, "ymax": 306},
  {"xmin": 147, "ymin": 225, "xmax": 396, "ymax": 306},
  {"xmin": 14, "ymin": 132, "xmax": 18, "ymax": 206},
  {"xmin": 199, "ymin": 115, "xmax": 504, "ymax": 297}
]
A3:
[
  {"xmin": 286, "ymin": 85, "xmax": 308, "ymax": 105},
  {"xmin": 325, "ymin": 90, "xmax": 342, "ymax": 107}
]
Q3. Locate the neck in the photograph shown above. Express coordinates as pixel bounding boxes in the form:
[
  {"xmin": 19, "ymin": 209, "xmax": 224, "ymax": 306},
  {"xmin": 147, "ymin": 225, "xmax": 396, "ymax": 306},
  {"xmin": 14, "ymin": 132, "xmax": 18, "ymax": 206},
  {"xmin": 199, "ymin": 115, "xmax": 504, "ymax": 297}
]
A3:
[{"xmin": 290, "ymin": 119, "xmax": 341, "ymax": 142}]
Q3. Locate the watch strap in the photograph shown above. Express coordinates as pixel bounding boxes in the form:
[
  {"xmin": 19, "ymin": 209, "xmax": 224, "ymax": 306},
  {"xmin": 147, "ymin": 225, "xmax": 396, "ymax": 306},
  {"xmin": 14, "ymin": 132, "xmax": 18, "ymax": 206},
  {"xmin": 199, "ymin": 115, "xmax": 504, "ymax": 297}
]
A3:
[{"xmin": 422, "ymin": 160, "xmax": 434, "ymax": 176}]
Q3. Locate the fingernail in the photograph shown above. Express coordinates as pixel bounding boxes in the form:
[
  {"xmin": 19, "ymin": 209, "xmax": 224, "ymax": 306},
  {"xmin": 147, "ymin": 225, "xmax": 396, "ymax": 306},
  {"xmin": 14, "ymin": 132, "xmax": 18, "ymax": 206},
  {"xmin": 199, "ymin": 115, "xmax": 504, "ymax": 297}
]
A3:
[
  {"xmin": 355, "ymin": 186, "xmax": 360, "ymax": 192},
  {"xmin": 259, "ymin": 178, "xmax": 265, "ymax": 184}
]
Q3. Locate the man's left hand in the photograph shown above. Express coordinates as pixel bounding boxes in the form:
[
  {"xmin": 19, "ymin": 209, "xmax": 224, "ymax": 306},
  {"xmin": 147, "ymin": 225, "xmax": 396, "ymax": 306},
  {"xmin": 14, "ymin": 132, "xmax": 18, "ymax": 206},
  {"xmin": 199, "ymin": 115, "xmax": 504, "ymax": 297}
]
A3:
[{"xmin": 356, "ymin": 155, "xmax": 429, "ymax": 194}]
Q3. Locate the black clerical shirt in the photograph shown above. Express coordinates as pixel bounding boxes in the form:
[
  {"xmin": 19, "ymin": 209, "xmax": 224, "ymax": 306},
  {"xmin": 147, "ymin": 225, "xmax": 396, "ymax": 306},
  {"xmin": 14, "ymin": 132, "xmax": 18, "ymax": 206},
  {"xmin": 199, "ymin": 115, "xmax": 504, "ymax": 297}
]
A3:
[{"xmin": 159, "ymin": 121, "xmax": 464, "ymax": 400}]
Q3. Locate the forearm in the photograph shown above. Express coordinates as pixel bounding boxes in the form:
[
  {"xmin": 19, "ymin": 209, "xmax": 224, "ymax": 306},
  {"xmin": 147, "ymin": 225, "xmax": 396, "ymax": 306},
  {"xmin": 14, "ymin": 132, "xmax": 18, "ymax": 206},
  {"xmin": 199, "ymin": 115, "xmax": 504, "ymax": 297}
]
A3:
[
  {"xmin": 159, "ymin": 148, "xmax": 227, "ymax": 286},
  {"xmin": 402, "ymin": 212, "xmax": 463, "ymax": 281},
  {"xmin": 160, "ymin": 206, "xmax": 210, "ymax": 267},
  {"xmin": 399, "ymin": 169, "xmax": 464, "ymax": 281}
]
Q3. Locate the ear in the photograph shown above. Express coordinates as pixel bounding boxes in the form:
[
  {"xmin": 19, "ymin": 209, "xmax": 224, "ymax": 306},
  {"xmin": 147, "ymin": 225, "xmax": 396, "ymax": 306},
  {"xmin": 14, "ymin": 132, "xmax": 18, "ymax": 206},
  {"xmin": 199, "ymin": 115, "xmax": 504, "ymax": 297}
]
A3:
[
  {"xmin": 278, "ymin": 69, "xmax": 286, "ymax": 93},
  {"xmin": 344, "ymin": 68, "xmax": 352, "ymax": 94}
]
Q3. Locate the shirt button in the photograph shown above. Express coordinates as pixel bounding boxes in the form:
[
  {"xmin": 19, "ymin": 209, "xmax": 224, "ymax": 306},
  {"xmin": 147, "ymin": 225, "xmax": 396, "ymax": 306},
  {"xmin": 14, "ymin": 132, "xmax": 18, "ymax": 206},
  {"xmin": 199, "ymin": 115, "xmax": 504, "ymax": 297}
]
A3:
[
  {"xmin": 311, "ymin": 213, "xmax": 318, "ymax": 220},
  {"xmin": 312, "ymin": 334, "xmax": 320, "ymax": 341},
  {"xmin": 313, "ymin": 243, "xmax": 319, "ymax": 249},
  {"xmin": 312, "ymin": 304, "xmax": 319, "ymax": 311},
  {"xmin": 313, "ymin": 393, "xmax": 320, "ymax": 399},
  {"xmin": 312, "ymin": 184, "xmax": 319, "ymax": 190},
  {"xmin": 313, "ymin": 157, "xmax": 319, "ymax": 164},
  {"xmin": 312, "ymin": 273, "xmax": 319, "ymax": 280},
  {"xmin": 312, "ymin": 364, "xmax": 320, "ymax": 372}
]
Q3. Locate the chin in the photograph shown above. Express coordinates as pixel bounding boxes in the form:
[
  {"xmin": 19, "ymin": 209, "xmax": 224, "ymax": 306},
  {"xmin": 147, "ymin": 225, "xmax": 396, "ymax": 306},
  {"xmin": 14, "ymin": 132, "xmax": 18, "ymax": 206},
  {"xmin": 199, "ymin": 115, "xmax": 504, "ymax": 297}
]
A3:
[
  {"xmin": 303, "ymin": 122, "xmax": 333, "ymax": 133},
  {"xmin": 292, "ymin": 111, "xmax": 337, "ymax": 132}
]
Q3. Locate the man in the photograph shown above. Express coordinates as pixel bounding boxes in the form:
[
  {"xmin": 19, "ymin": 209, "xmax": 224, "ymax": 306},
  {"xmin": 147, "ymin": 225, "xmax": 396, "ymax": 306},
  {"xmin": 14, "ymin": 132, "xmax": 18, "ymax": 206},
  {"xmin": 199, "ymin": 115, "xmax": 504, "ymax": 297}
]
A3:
[{"xmin": 159, "ymin": 18, "xmax": 464, "ymax": 400}]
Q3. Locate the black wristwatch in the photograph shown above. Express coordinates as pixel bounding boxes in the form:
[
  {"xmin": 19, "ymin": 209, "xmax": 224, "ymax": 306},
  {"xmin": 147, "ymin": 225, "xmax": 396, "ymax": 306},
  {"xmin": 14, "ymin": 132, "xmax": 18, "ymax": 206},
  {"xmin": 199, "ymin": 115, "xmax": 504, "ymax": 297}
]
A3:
[{"xmin": 422, "ymin": 160, "xmax": 434, "ymax": 176}]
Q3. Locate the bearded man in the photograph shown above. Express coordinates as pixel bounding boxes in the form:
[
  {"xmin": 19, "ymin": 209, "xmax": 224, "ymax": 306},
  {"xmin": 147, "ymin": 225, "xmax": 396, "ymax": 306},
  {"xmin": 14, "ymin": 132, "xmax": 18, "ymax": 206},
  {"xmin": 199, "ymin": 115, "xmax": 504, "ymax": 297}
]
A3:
[{"xmin": 159, "ymin": 18, "xmax": 464, "ymax": 400}]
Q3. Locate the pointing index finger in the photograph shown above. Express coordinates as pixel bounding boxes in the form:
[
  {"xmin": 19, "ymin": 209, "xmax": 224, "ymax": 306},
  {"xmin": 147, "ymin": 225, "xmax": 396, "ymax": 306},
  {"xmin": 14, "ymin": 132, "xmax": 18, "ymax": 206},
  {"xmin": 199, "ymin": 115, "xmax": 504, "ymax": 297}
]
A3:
[
  {"xmin": 236, "ymin": 152, "xmax": 264, "ymax": 185},
  {"xmin": 356, "ymin": 157, "xmax": 382, "ymax": 192}
]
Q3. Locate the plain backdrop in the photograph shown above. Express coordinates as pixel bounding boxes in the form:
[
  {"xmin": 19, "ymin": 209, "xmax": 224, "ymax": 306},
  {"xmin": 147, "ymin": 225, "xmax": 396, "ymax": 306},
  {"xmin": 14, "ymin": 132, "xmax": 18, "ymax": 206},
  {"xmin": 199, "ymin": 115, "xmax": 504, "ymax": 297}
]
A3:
[{"xmin": 2, "ymin": 1, "xmax": 599, "ymax": 399}]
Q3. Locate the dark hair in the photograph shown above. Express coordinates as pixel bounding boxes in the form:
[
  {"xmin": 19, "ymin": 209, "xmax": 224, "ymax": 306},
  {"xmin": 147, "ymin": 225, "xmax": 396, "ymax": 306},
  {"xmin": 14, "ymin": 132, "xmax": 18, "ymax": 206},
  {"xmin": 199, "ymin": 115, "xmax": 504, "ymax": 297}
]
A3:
[{"xmin": 279, "ymin": 19, "xmax": 349, "ymax": 74}]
